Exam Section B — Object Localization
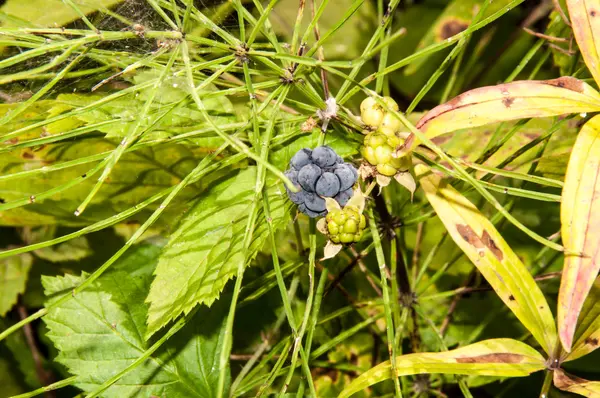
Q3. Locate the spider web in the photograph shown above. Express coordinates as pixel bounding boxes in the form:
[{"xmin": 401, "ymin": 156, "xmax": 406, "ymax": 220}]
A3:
[{"xmin": 0, "ymin": 0, "xmax": 244, "ymax": 103}]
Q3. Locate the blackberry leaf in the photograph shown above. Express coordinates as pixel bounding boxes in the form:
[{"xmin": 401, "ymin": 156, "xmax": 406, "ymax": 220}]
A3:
[
  {"xmin": 145, "ymin": 167, "xmax": 290, "ymax": 337},
  {"xmin": 43, "ymin": 244, "xmax": 230, "ymax": 397}
]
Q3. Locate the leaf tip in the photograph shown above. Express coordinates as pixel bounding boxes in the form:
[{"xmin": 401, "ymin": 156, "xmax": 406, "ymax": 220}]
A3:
[{"xmin": 559, "ymin": 325, "xmax": 574, "ymax": 353}]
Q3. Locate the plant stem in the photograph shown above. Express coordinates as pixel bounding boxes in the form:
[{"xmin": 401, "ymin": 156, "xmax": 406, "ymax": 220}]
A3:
[
  {"xmin": 262, "ymin": 192, "xmax": 316, "ymax": 396},
  {"xmin": 539, "ymin": 370, "xmax": 553, "ymax": 398},
  {"xmin": 368, "ymin": 206, "xmax": 402, "ymax": 398},
  {"xmin": 215, "ymin": 84, "xmax": 290, "ymax": 398},
  {"xmin": 305, "ymin": 266, "xmax": 328, "ymax": 356},
  {"xmin": 281, "ymin": 219, "xmax": 317, "ymax": 395},
  {"xmin": 10, "ymin": 377, "xmax": 77, "ymax": 398}
]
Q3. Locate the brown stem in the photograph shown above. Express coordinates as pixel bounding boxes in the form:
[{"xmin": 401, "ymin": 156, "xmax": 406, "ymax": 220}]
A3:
[
  {"xmin": 350, "ymin": 246, "xmax": 382, "ymax": 296},
  {"xmin": 440, "ymin": 271, "xmax": 476, "ymax": 336},
  {"xmin": 373, "ymin": 194, "xmax": 411, "ymax": 295},
  {"xmin": 319, "ymin": 261, "xmax": 356, "ymax": 302},
  {"xmin": 411, "ymin": 222, "xmax": 424, "ymax": 281},
  {"xmin": 553, "ymin": 0, "xmax": 571, "ymax": 27},
  {"xmin": 523, "ymin": 27, "xmax": 569, "ymax": 42},
  {"xmin": 17, "ymin": 305, "xmax": 55, "ymax": 397}
]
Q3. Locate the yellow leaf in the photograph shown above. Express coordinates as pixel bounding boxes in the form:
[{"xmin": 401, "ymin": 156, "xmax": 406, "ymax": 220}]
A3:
[
  {"xmin": 554, "ymin": 369, "xmax": 600, "ymax": 397},
  {"xmin": 563, "ymin": 278, "xmax": 600, "ymax": 361},
  {"xmin": 415, "ymin": 164, "xmax": 557, "ymax": 355},
  {"xmin": 339, "ymin": 339, "xmax": 545, "ymax": 398},
  {"xmin": 415, "ymin": 77, "xmax": 600, "ymax": 142},
  {"xmin": 567, "ymin": 0, "xmax": 600, "ymax": 88},
  {"xmin": 559, "ymin": 115, "xmax": 600, "ymax": 351}
]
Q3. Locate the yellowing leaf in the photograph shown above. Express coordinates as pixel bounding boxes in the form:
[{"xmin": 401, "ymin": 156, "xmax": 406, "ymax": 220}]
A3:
[
  {"xmin": 567, "ymin": 0, "xmax": 600, "ymax": 87},
  {"xmin": 415, "ymin": 164, "xmax": 557, "ymax": 354},
  {"xmin": 563, "ymin": 277, "xmax": 600, "ymax": 361},
  {"xmin": 415, "ymin": 77, "xmax": 600, "ymax": 142},
  {"xmin": 339, "ymin": 338, "xmax": 545, "ymax": 398},
  {"xmin": 554, "ymin": 369, "xmax": 600, "ymax": 397},
  {"xmin": 559, "ymin": 115, "xmax": 600, "ymax": 352}
]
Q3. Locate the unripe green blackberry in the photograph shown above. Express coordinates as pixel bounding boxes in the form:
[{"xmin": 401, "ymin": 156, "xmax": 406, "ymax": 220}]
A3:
[
  {"xmin": 360, "ymin": 96, "xmax": 399, "ymax": 129},
  {"xmin": 325, "ymin": 206, "xmax": 367, "ymax": 244},
  {"xmin": 361, "ymin": 129, "xmax": 407, "ymax": 177}
]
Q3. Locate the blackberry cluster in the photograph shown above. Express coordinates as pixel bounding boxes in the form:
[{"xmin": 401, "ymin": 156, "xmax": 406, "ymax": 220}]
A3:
[
  {"xmin": 326, "ymin": 206, "xmax": 367, "ymax": 244},
  {"xmin": 285, "ymin": 146, "xmax": 358, "ymax": 218},
  {"xmin": 360, "ymin": 96, "xmax": 409, "ymax": 177}
]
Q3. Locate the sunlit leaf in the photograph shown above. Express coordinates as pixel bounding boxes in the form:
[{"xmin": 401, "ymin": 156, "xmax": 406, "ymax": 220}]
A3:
[
  {"xmin": 0, "ymin": 252, "xmax": 32, "ymax": 316},
  {"xmin": 0, "ymin": 100, "xmax": 203, "ymax": 226},
  {"xmin": 567, "ymin": 0, "xmax": 600, "ymax": 86},
  {"xmin": 415, "ymin": 77, "xmax": 600, "ymax": 144},
  {"xmin": 0, "ymin": 0, "xmax": 123, "ymax": 28},
  {"xmin": 145, "ymin": 167, "xmax": 290, "ymax": 338},
  {"xmin": 554, "ymin": 369, "xmax": 600, "ymax": 397},
  {"xmin": 559, "ymin": 115, "xmax": 600, "ymax": 351},
  {"xmin": 564, "ymin": 278, "xmax": 600, "ymax": 361},
  {"xmin": 43, "ymin": 244, "xmax": 230, "ymax": 397},
  {"xmin": 339, "ymin": 338, "xmax": 545, "ymax": 398},
  {"xmin": 415, "ymin": 164, "xmax": 557, "ymax": 354},
  {"xmin": 54, "ymin": 70, "xmax": 236, "ymax": 141}
]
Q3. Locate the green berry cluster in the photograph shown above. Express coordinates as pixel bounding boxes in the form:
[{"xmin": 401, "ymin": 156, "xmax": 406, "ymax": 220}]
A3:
[
  {"xmin": 360, "ymin": 96, "xmax": 408, "ymax": 177},
  {"xmin": 325, "ymin": 206, "xmax": 367, "ymax": 244}
]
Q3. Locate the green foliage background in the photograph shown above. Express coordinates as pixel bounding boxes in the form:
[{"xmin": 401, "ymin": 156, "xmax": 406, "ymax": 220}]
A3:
[{"xmin": 0, "ymin": 0, "xmax": 593, "ymax": 397}]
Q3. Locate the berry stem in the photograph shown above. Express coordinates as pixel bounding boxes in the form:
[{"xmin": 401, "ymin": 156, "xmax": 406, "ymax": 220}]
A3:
[{"xmin": 364, "ymin": 180, "xmax": 377, "ymax": 196}]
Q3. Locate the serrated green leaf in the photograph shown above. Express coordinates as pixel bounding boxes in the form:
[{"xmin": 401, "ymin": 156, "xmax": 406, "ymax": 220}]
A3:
[
  {"xmin": 43, "ymin": 244, "xmax": 230, "ymax": 397},
  {"xmin": 554, "ymin": 369, "xmax": 600, "ymax": 397},
  {"xmin": 415, "ymin": 164, "xmax": 557, "ymax": 355},
  {"xmin": 339, "ymin": 338, "xmax": 545, "ymax": 398},
  {"xmin": 145, "ymin": 167, "xmax": 290, "ymax": 338},
  {"xmin": 53, "ymin": 70, "xmax": 236, "ymax": 141},
  {"xmin": 0, "ymin": 102, "xmax": 202, "ymax": 226},
  {"xmin": 0, "ymin": 76, "xmax": 239, "ymax": 226},
  {"xmin": 559, "ymin": 115, "xmax": 600, "ymax": 351},
  {"xmin": 0, "ymin": 252, "xmax": 32, "ymax": 316}
]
